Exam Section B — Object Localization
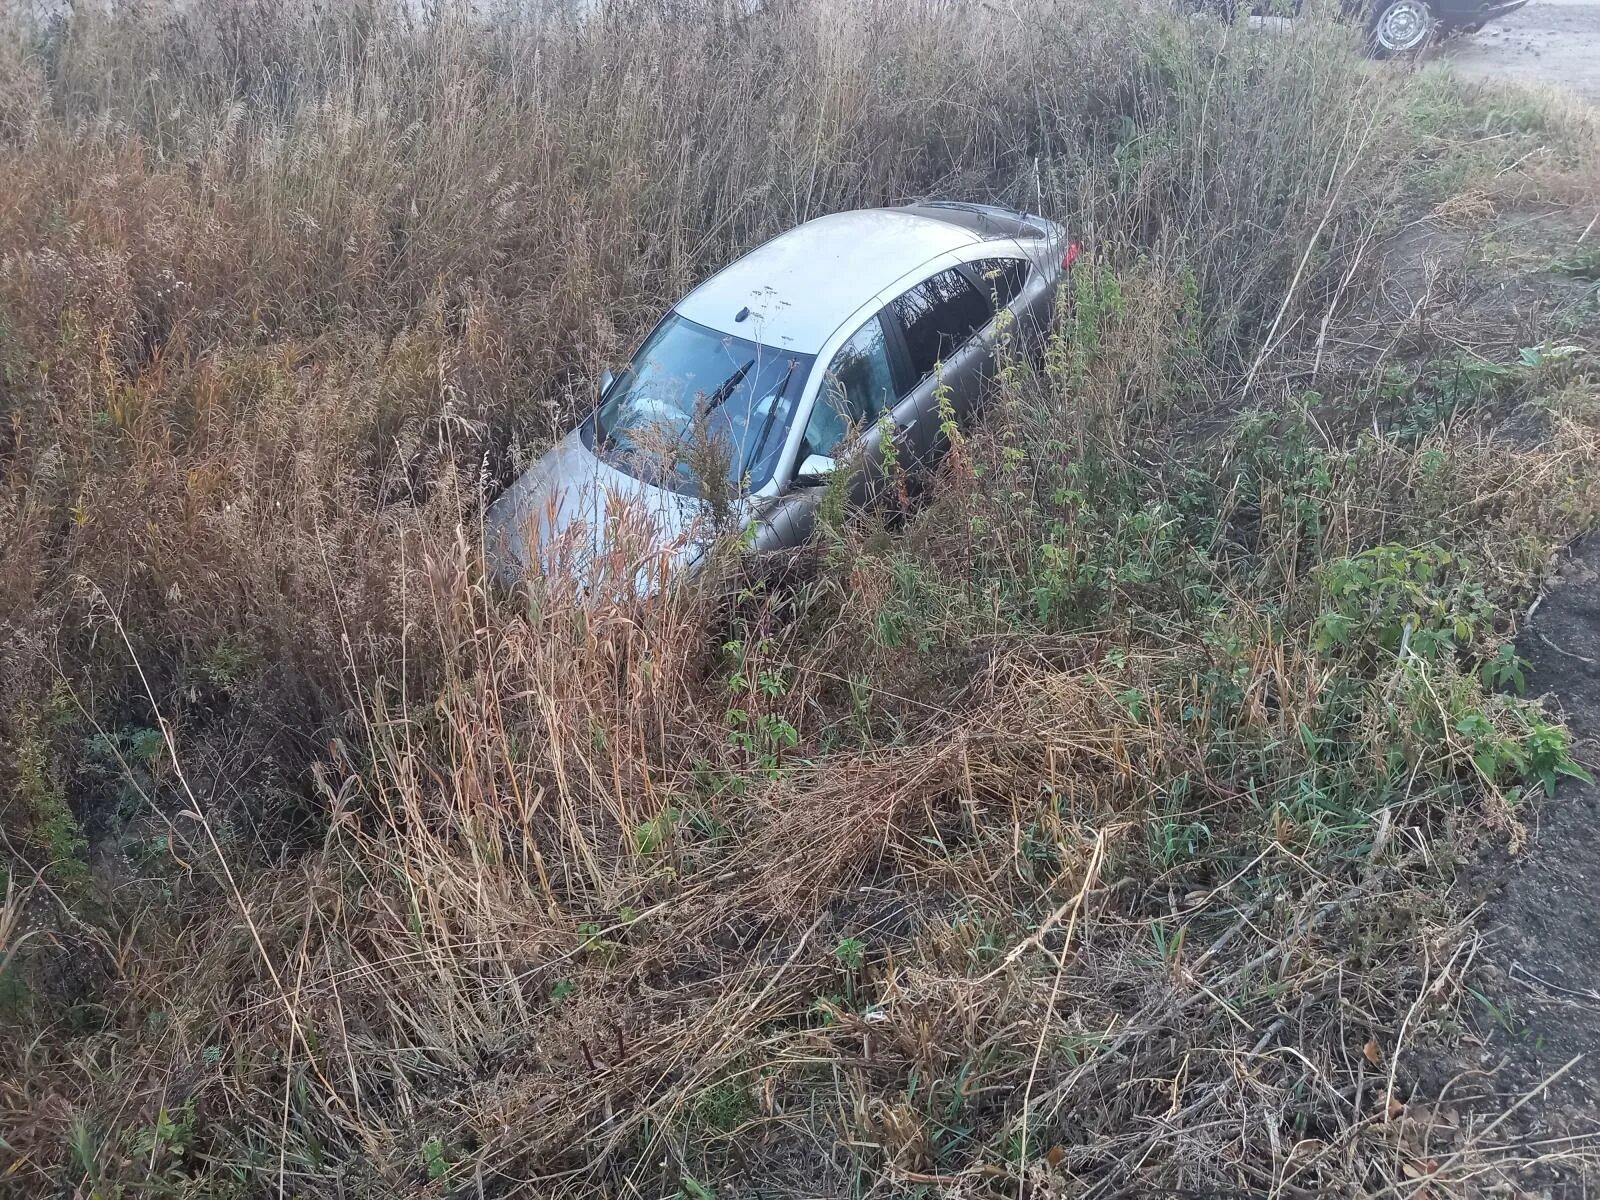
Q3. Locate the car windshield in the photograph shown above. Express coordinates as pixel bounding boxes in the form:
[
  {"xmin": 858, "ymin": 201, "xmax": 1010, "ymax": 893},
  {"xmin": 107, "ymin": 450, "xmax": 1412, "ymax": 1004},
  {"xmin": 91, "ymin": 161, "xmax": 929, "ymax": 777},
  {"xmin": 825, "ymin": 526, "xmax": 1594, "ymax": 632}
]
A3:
[{"xmin": 587, "ymin": 315, "xmax": 813, "ymax": 496}]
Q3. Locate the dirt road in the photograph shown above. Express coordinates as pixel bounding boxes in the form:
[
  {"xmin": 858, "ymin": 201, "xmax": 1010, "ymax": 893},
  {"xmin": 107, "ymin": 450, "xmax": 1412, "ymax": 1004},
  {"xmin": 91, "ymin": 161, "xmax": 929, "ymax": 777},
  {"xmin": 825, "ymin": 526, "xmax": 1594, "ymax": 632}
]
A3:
[{"xmin": 1443, "ymin": 0, "xmax": 1600, "ymax": 102}]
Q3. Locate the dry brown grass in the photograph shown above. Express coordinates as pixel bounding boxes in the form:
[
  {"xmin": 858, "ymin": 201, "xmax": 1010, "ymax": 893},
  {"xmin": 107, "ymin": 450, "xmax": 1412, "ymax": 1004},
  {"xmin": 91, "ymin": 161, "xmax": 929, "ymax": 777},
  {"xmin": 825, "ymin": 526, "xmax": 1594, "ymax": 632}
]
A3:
[{"xmin": 4, "ymin": 0, "xmax": 1600, "ymax": 1196}]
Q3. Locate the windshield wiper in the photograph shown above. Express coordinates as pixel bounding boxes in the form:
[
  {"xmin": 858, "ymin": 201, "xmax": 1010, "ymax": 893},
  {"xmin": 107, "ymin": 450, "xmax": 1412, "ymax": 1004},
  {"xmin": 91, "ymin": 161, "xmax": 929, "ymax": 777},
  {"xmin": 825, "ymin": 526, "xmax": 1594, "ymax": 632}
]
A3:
[
  {"xmin": 699, "ymin": 359, "xmax": 755, "ymax": 415},
  {"xmin": 746, "ymin": 357, "xmax": 801, "ymax": 471}
]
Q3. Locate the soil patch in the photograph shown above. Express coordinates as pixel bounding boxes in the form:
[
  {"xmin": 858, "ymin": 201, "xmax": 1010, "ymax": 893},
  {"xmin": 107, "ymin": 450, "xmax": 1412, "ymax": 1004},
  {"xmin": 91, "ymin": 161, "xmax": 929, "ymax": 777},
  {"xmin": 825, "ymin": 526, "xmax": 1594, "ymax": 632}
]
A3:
[{"xmin": 1453, "ymin": 541, "xmax": 1600, "ymax": 1187}]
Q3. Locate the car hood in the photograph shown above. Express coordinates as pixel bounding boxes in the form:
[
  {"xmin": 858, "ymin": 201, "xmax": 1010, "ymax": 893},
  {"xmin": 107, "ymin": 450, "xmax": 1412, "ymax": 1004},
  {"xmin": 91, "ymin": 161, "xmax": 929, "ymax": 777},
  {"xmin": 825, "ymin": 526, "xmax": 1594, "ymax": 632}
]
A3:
[{"xmin": 484, "ymin": 430, "xmax": 716, "ymax": 595}]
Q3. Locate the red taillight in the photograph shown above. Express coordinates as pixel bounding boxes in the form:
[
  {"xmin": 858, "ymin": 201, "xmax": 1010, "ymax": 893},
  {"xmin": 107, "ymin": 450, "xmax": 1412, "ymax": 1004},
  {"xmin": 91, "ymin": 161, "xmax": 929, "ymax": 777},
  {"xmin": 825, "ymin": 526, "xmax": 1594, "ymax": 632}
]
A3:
[{"xmin": 1062, "ymin": 241, "xmax": 1081, "ymax": 271}]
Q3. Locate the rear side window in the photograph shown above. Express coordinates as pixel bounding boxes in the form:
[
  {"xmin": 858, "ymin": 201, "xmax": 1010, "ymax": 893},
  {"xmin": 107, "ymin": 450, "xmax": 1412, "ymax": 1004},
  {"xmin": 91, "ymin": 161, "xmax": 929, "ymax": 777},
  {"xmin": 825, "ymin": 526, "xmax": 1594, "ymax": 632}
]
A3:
[
  {"xmin": 890, "ymin": 268, "xmax": 991, "ymax": 382},
  {"xmin": 969, "ymin": 257, "xmax": 1030, "ymax": 310}
]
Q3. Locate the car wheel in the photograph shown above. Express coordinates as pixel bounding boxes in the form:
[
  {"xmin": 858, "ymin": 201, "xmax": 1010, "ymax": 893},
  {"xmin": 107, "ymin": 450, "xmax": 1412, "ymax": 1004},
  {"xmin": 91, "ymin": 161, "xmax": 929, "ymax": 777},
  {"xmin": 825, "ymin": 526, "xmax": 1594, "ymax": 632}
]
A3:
[{"xmin": 1367, "ymin": 0, "xmax": 1435, "ymax": 57}]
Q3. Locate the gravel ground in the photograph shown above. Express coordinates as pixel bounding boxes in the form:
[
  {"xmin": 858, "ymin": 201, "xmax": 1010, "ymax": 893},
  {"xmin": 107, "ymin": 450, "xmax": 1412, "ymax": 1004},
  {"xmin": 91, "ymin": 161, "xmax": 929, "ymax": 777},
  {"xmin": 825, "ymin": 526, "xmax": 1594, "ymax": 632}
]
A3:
[{"xmin": 1442, "ymin": 0, "xmax": 1600, "ymax": 102}]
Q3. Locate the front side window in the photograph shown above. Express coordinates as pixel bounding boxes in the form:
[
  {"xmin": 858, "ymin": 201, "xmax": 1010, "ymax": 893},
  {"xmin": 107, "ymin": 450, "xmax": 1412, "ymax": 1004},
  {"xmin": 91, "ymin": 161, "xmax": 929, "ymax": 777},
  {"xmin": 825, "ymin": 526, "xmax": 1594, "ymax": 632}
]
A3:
[
  {"xmin": 890, "ymin": 267, "xmax": 992, "ymax": 382},
  {"xmin": 800, "ymin": 315, "xmax": 897, "ymax": 459},
  {"xmin": 587, "ymin": 315, "xmax": 813, "ymax": 495}
]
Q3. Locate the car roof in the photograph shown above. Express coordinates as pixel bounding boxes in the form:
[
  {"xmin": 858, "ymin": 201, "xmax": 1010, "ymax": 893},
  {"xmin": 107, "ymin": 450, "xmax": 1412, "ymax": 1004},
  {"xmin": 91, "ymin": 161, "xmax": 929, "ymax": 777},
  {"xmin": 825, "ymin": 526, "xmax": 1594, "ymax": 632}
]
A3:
[
  {"xmin": 673, "ymin": 208, "xmax": 989, "ymax": 354},
  {"xmin": 899, "ymin": 202, "xmax": 1050, "ymax": 242}
]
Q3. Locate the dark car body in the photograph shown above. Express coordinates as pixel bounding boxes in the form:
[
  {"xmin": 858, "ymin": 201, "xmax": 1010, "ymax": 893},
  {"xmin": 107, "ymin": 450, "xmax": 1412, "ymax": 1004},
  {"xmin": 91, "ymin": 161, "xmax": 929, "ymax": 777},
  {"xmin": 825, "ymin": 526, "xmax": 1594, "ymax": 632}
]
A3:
[
  {"xmin": 1425, "ymin": 0, "xmax": 1529, "ymax": 29},
  {"xmin": 1211, "ymin": 0, "xmax": 1530, "ymax": 52}
]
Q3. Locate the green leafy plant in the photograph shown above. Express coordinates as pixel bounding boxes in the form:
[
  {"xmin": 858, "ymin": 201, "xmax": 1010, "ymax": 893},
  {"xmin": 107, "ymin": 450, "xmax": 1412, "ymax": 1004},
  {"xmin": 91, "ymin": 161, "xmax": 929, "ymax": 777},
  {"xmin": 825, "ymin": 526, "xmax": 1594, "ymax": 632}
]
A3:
[
  {"xmin": 421, "ymin": 1135, "xmax": 450, "ymax": 1182},
  {"xmin": 1553, "ymin": 246, "xmax": 1600, "ymax": 281},
  {"xmin": 722, "ymin": 637, "xmax": 787, "ymax": 700},
  {"xmin": 725, "ymin": 709, "xmax": 799, "ymax": 778},
  {"xmin": 1150, "ymin": 920, "xmax": 1186, "ymax": 970},
  {"xmin": 1480, "ymin": 644, "xmax": 1529, "ymax": 694},
  {"xmin": 125, "ymin": 1099, "xmax": 198, "ymax": 1183},
  {"xmin": 632, "ymin": 805, "xmax": 681, "ymax": 855},
  {"xmin": 13, "ymin": 710, "xmax": 89, "ymax": 897},
  {"xmin": 1314, "ymin": 544, "xmax": 1494, "ymax": 663},
  {"xmin": 832, "ymin": 937, "xmax": 866, "ymax": 970},
  {"xmin": 692, "ymin": 1079, "xmax": 753, "ymax": 1132},
  {"xmin": 1454, "ymin": 703, "xmax": 1593, "ymax": 798},
  {"xmin": 833, "ymin": 936, "xmax": 868, "ymax": 1008},
  {"xmin": 576, "ymin": 921, "xmax": 621, "ymax": 964},
  {"xmin": 1117, "ymin": 687, "xmax": 1149, "ymax": 721},
  {"xmin": 1151, "ymin": 817, "xmax": 1212, "ymax": 866}
]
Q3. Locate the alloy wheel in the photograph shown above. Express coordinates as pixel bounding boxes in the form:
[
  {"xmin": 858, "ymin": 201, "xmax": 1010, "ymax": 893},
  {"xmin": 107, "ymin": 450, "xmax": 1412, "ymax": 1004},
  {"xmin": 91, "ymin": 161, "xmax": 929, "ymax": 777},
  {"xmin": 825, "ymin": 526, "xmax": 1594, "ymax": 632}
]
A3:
[{"xmin": 1371, "ymin": 0, "xmax": 1434, "ymax": 55}]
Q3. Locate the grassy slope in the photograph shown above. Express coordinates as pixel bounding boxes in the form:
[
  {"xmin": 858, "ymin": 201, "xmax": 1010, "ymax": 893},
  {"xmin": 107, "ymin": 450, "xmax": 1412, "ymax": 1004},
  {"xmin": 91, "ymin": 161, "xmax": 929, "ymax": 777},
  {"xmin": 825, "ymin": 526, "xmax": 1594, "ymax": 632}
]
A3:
[{"xmin": 2, "ymin": 1, "xmax": 1599, "ymax": 1195}]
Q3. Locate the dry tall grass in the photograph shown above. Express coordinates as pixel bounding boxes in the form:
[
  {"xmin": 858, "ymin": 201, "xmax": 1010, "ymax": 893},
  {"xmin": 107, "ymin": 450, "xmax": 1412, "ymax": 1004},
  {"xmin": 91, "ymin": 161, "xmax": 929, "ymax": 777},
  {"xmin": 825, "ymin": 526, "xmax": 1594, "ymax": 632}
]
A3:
[{"xmin": 4, "ymin": 0, "xmax": 1600, "ymax": 1195}]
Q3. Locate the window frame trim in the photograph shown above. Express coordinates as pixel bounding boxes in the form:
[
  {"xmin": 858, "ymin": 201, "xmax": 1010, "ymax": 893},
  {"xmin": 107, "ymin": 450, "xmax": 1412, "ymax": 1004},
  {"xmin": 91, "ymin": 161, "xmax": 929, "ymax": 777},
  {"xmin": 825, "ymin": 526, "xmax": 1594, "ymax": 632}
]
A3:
[{"xmin": 876, "ymin": 304, "xmax": 918, "ymax": 401}]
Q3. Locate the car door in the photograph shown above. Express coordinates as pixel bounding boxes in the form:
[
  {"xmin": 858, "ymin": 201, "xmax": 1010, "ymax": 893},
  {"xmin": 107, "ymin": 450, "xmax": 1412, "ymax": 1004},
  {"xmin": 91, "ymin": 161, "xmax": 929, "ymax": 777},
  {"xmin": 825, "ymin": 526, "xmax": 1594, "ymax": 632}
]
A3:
[
  {"xmin": 884, "ymin": 265, "xmax": 997, "ymax": 463},
  {"xmin": 967, "ymin": 255, "xmax": 1047, "ymax": 362},
  {"xmin": 759, "ymin": 311, "xmax": 903, "ymax": 549}
]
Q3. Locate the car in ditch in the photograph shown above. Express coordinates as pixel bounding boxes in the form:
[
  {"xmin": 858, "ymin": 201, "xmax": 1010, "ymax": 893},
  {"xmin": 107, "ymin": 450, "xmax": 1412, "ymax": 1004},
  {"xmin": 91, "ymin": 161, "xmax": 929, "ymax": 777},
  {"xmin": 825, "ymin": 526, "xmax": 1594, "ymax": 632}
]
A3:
[{"xmin": 485, "ymin": 203, "xmax": 1073, "ymax": 594}]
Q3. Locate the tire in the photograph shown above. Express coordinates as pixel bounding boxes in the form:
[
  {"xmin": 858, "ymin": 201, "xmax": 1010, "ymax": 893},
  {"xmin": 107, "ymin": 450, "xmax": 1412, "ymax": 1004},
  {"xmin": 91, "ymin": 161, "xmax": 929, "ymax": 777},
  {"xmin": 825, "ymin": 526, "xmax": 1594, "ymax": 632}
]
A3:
[{"xmin": 1366, "ymin": 0, "xmax": 1436, "ymax": 57}]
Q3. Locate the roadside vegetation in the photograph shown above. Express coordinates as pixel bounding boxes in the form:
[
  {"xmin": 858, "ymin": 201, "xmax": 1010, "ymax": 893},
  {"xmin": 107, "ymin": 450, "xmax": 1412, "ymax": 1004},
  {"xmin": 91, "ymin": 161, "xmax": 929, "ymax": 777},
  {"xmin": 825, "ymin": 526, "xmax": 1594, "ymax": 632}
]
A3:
[{"xmin": 3, "ymin": 0, "xmax": 1599, "ymax": 1195}]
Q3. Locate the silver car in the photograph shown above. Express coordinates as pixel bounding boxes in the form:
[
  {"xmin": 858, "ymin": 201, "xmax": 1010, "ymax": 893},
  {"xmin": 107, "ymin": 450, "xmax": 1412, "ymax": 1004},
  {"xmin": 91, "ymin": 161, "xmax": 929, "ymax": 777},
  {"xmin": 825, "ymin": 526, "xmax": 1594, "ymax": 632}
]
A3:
[{"xmin": 486, "ymin": 202, "xmax": 1072, "ymax": 592}]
